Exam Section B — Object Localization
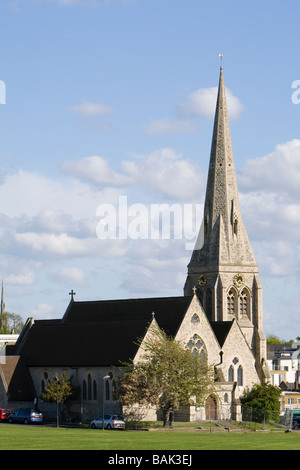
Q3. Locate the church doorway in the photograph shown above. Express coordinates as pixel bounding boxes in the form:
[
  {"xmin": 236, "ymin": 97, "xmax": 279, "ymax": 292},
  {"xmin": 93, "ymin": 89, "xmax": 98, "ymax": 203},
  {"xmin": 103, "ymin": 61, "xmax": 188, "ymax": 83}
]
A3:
[{"xmin": 205, "ymin": 395, "xmax": 217, "ymax": 420}]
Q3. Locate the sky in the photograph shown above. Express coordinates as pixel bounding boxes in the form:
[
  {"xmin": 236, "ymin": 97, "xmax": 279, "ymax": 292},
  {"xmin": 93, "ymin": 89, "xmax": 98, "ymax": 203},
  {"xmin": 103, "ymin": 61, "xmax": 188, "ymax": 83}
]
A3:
[{"xmin": 0, "ymin": 0, "xmax": 299, "ymax": 341}]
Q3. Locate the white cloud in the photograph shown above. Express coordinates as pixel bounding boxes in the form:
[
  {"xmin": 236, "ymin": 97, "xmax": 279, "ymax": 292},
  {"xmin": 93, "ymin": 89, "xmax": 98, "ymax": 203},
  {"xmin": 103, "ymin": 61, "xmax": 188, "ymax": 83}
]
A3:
[
  {"xmin": 0, "ymin": 168, "xmax": 123, "ymax": 221},
  {"xmin": 6, "ymin": 270, "xmax": 36, "ymax": 286},
  {"xmin": 13, "ymin": 231, "xmax": 128, "ymax": 260},
  {"xmin": 61, "ymin": 155, "xmax": 132, "ymax": 186},
  {"xmin": 70, "ymin": 100, "xmax": 115, "ymax": 117},
  {"xmin": 61, "ymin": 149, "xmax": 204, "ymax": 201},
  {"xmin": 120, "ymin": 240, "xmax": 188, "ymax": 295},
  {"xmin": 238, "ymin": 139, "xmax": 300, "ymax": 197},
  {"xmin": 14, "ymin": 232, "xmax": 91, "ymax": 257},
  {"xmin": 240, "ymin": 190, "xmax": 300, "ymax": 277},
  {"xmin": 0, "ymin": 168, "xmax": 130, "ymax": 286},
  {"xmin": 237, "ymin": 139, "xmax": 300, "ymax": 278},
  {"xmin": 24, "ymin": 208, "xmax": 78, "ymax": 234},
  {"xmin": 177, "ymin": 86, "xmax": 244, "ymax": 120},
  {"xmin": 121, "ymin": 149, "xmax": 203, "ymax": 200}
]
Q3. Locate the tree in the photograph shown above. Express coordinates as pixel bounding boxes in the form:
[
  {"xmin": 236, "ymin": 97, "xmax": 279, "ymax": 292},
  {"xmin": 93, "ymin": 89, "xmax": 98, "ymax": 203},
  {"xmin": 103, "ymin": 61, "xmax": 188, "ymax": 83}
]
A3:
[
  {"xmin": 117, "ymin": 325, "xmax": 216, "ymax": 426},
  {"xmin": 41, "ymin": 371, "xmax": 80, "ymax": 404},
  {"xmin": 266, "ymin": 334, "xmax": 294, "ymax": 345},
  {"xmin": 240, "ymin": 383, "xmax": 281, "ymax": 423},
  {"xmin": 41, "ymin": 371, "xmax": 80, "ymax": 426},
  {"xmin": 266, "ymin": 335, "xmax": 283, "ymax": 345},
  {"xmin": 0, "ymin": 312, "xmax": 24, "ymax": 334}
]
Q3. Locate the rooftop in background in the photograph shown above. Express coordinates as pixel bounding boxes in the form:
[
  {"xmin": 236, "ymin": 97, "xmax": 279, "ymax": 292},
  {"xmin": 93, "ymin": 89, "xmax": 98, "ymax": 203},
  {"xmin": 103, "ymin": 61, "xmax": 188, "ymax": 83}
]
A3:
[
  {"xmin": 0, "ymin": 334, "xmax": 19, "ymax": 344},
  {"xmin": 267, "ymin": 342, "xmax": 300, "ymax": 360}
]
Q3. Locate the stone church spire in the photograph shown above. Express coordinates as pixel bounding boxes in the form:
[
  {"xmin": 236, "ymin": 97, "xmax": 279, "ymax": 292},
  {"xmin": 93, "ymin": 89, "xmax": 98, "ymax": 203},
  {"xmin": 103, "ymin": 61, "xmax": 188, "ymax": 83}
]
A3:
[
  {"xmin": 0, "ymin": 278, "xmax": 6, "ymax": 331},
  {"xmin": 184, "ymin": 66, "xmax": 268, "ymax": 378},
  {"xmin": 1, "ymin": 278, "xmax": 5, "ymax": 315},
  {"xmin": 184, "ymin": 66, "xmax": 257, "ymax": 295}
]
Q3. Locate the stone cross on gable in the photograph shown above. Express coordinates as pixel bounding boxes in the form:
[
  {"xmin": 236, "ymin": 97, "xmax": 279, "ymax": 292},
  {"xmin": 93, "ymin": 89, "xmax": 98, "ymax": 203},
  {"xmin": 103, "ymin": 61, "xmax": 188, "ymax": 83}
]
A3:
[{"xmin": 69, "ymin": 290, "xmax": 76, "ymax": 301}]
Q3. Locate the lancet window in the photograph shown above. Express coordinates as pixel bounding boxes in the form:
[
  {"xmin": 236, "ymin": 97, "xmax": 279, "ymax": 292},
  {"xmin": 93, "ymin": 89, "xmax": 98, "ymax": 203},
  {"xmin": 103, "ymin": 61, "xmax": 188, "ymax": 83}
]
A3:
[
  {"xmin": 228, "ymin": 365, "xmax": 234, "ymax": 382},
  {"xmin": 227, "ymin": 288, "xmax": 237, "ymax": 316},
  {"xmin": 237, "ymin": 366, "xmax": 243, "ymax": 386},
  {"xmin": 204, "ymin": 287, "xmax": 212, "ymax": 321},
  {"xmin": 82, "ymin": 374, "xmax": 97, "ymax": 401},
  {"xmin": 239, "ymin": 288, "xmax": 250, "ymax": 318}
]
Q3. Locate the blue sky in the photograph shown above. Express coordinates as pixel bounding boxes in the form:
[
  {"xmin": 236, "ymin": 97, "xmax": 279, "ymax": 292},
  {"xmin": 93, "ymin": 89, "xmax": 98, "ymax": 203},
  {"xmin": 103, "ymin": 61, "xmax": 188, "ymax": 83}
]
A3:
[{"xmin": 0, "ymin": 0, "xmax": 299, "ymax": 340}]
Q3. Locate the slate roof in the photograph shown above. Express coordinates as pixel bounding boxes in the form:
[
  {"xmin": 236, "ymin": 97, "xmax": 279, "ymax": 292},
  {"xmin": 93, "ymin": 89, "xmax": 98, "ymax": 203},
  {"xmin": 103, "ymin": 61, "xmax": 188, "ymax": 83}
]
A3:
[{"xmin": 15, "ymin": 296, "xmax": 192, "ymax": 368}]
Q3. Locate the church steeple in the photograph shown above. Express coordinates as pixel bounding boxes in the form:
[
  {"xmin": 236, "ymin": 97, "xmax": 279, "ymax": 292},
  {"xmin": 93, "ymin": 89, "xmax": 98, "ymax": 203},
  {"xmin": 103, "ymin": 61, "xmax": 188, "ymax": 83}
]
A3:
[
  {"xmin": 0, "ymin": 278, "xmax": 6, "ymax": 331},
  {"xmin": 1, "ymin": 278, "xmax": 5, "ymax": 315},
  {"xmin": 184, "ymin": 66, "xmax": 257, "ymax": 296},
  {"xmin": 184, "ymin": 66, "xmax": 267, "ymax": 375}
]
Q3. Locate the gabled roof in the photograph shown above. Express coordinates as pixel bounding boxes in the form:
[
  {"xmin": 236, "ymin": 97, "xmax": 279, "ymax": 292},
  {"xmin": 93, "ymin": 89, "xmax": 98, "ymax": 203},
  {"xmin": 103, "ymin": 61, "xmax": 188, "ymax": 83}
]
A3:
[{"xmin": 16, "ymin": 296, "xmax": 192, "ymax": 368}]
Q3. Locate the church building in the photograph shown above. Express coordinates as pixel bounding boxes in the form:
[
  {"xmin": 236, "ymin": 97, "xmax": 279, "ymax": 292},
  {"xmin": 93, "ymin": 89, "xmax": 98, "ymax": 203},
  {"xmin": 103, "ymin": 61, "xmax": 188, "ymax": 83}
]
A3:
[{"xmin": 0, "ymin": 67, "xmax": 270, "ymax": 423}]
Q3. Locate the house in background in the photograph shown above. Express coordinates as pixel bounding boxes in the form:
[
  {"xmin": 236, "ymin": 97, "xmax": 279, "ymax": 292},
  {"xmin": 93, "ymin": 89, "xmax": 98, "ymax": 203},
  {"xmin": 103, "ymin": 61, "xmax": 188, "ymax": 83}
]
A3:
[
  {"xmin": 267, "ymin": 342, "xmax": 300, "ymax": 415},
  {"xmin": 267, "ymin": 342, "xmax": 300, "ymax": 388}
]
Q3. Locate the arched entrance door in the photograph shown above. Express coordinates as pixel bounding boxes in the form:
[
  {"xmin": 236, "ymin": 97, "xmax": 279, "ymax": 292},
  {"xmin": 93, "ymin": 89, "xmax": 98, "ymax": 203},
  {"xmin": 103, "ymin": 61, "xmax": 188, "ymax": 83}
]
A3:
[{"xmin": 205, "ymin": 395, "xmax": 217, "ymax": 420}]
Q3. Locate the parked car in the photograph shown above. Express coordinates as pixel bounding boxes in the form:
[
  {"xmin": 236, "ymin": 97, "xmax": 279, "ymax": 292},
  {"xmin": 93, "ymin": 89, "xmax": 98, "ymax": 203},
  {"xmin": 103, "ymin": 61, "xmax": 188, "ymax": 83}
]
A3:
[
  {"xmin": 292, "ymin": 418, "xmax": 300, "ymax": 429},
  {"xmin": 91, "ymin": 414, "xmax": 125, "ymax": 430},
  {"xmin": 8, "ymin": 408, "xmax": 43, "ymax": 424},
  {"xmin": 0, "ymin": 409, "xmax": 11, "ymax": 421}
]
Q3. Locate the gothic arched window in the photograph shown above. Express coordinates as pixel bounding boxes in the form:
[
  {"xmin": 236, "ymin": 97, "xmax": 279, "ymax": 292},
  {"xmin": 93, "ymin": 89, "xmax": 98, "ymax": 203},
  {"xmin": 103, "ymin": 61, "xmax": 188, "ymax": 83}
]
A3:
[
  {"xmin": 82, "ymin": 380, "xmax": 87, "ymax": 400},
  {"xmin": 227, "ymin": 288, "xmax": 237, "ymax": 316},
  {"xmin": 88, "ymin": 374, "xmax": 92, "ymax": 400},
  {"xmin": 228, "ymin": 365, "xmax": 234, "ymax": 382},
  {"xmin": 191, "ymin": 313, "xmax": 200, "ymax": 324},
  {"xmin": 93, "ymin": 380, "xmax": 97, "ymax": 400},
  {"xmin": 240, "ymin": 288, "xmax": 250, "ymax": 318},
  {"xmin": 204, "ymin": 287, "xmax": 212, "ymax": 321},
  {"xmin": 105, "ymin": 379, "xmax": 110, "ymax": 401},
  {"xmin": 237, "ymin": 366, "xmax": 243, "ymax": 386},
  {"xmin": 187, "ymin": 334, "xmax": 207, "ymax": 362}
]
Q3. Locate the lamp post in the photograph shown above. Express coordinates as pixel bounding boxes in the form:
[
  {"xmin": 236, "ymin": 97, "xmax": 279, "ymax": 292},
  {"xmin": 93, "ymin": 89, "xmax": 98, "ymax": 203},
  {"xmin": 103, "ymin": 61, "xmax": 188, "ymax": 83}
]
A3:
[
  {"xmin": 102, "ymin": 375, "xmax": 110, "ymax": 430},
  {"xmin": 54, "ymin": 375, "xmax": 60, "ymax": 428}
]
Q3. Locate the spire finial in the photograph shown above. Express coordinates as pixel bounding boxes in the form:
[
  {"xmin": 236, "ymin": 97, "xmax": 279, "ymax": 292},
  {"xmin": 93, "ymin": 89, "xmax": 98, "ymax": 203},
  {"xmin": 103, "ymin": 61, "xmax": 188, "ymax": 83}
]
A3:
[{"xmin": 219, "ymin": 53, "xmax": 223, "ymax": 68}]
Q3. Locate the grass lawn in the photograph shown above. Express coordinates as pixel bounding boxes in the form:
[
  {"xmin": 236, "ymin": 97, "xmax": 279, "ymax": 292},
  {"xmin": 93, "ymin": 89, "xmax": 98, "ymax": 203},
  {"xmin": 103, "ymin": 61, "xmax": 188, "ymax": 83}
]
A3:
[{"xmin": 0, "ymin": 424, "xmax": 300, "ymax": 450}]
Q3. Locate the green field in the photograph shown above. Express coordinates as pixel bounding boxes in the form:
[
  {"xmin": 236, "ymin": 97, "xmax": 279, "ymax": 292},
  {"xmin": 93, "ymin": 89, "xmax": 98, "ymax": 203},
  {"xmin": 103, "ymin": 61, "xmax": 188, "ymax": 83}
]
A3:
[{"xmin": 0, "ymin": 425, "xmax": 299, "ymax": 450}]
